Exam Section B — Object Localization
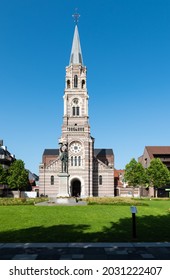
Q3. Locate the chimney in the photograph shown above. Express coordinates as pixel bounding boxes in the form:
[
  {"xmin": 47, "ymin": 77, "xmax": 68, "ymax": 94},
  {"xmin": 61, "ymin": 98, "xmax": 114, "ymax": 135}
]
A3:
[{"xmin": 0, "ymin": 140, "xmax": 3, "ymax": 147}]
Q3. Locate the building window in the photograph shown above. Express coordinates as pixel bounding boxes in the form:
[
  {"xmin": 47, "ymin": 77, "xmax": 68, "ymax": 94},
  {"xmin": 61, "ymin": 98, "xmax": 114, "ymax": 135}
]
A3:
[
  {"xmin": 67, "ymin": 80, "xmax": 70, "ymax": 88},
  {"xmin": 72, "ymin": 106, "xmax": 80, "ymax": 116},
  {"xmin": 75, "ymin": 156, "xmax": 77, "ymax": 166},
  {"xmin": 74, "ymin": 75, "xmax": 78, "ymax": 88},
  {"xmin": 70, "ymin": 156, "xmax": 82, "ymax": 167},
  {"xmin": 76, "ymin": 106, "xmax": 79, "ymax": 116},
  {"xmin": 78, "ymin": 156, "xmax": 81, "ymax": 166},
  {"xmin": 73, "ymin": 107, "xmax": 76, "ymax": 116},
  {"xmin": 82, "ymin": 80, "xmax": 85, "ymax": 89},
  {"xmin": 51, "ymin": 175, "xmax": 54, "ymax": 185},
  {"xmin": 99, "ymin": 175, "xmax": 102, "ymax": 185}
]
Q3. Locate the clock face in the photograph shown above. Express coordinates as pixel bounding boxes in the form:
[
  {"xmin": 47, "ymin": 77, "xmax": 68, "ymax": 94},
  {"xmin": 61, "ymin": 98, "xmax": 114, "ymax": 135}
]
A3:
[
  {"xmin": 70, "ymin": 142, "xmax": 82, "ymax": 154},
  {"xmin": 73, "ymin": 98, "xmax": 79, "ymax": 104}
]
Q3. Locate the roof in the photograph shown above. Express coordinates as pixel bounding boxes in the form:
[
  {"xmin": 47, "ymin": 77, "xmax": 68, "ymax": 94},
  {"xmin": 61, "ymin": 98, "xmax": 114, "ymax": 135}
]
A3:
[
  {"xmin": 114, "ymin": 169, "xmax": 125, "ymax": 177},
  {"xmin": 146, "ymin": 146, "xmax": 170, "ymax": 159},
  {"xmin": 94, "ymin": 149, "xmax": 114, "ymax": 156},
  {"xmin": 43, "ymin": 149, "xmax": 59, "ymax": 156},
  {"xmin": 43, "ymin": 148, "xmax": 113, "ymax": 157},
  {"xmin": 0, "ymin": 148, "xmax": 6, "ymax": 155},
  {"xmin": 0, "ymin": 147, "xmax": 11, "ymax": 157},
  {"xmin": 27, "ymin": 170, "xmax": 39, "ymax": 181},
  {"xmin": 94, "ymin": 149, "xmax": 114, "ymax": 166},
  {"xmin": 69, "ymin": 25, "xmax": 83, "ymax": 65}
]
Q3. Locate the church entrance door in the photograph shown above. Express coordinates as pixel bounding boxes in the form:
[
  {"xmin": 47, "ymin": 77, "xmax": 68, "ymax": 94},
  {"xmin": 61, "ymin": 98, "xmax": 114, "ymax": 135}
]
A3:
[{"xmin": 71, "ymin": 179, "xmax": 81, "ymax": 197}]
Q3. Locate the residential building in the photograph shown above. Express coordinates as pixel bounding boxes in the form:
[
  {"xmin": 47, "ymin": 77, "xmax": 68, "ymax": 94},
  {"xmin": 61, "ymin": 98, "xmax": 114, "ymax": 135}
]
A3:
[
  {"xmin": 0, "ymin": 140, "xmax": 15, "ymax": 169},
  {"xmin": 139, "ymin": 146, "xmax": 170, "ymax": 197},
  {"xmin": 139, "ymin": 146, "xmax": 170, "ymax": 170}
]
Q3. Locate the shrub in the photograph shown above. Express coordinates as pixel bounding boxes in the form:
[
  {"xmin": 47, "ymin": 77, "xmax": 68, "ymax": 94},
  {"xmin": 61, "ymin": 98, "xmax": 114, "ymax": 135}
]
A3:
[
  {"xmin": 85, "ymin": 197, "xmax": 149, "ymax": 206},
  {"xmin": 0, "ymin": 197, "xmax": 48, "ymax": 206}
]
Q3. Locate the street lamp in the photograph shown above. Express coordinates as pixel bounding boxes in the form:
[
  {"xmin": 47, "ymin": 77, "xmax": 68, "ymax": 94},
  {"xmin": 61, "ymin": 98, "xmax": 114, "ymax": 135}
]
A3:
[{"xmin": 130, "ymin": 206, "xmax": 137, "ymax": 239}]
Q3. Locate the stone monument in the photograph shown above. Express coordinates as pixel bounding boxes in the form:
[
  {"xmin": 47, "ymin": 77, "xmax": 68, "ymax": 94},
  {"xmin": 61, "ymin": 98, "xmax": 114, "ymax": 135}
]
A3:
[{"xmin": 57, "ymin": 141, "xmax": 70, "ymax": 197}]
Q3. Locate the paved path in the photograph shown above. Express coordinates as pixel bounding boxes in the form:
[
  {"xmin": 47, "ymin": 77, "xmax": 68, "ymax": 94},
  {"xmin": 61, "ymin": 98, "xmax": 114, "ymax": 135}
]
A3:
[
  {"xmin": 0, "ymin": 243, "xmax": 170, "ymax": 260},
  {"xmin": 35, "ymin": 197, "xmax": 87, "ymax": 206}
]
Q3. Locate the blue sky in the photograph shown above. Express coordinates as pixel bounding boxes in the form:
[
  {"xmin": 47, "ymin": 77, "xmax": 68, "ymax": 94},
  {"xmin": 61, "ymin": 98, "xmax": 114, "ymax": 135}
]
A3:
[{"xmin": 0, "ymin": 0, "xmax": 170, "ymax": 175}]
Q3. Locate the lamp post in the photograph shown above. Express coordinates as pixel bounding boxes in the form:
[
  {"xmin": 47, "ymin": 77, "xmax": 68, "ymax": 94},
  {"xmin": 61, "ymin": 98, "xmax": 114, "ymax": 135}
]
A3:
[
  {"xmin": 43, "ymin": 163, "xmax": 45, "ymax": 196},
  {"xmin": 130, "ymin": 206, "xmax": 137, "ymax": 239}
]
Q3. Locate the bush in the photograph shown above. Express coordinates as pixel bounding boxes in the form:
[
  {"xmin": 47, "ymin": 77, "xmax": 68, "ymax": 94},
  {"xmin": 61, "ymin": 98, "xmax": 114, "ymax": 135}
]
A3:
[
  {"xmin": 85, "ymin": 197, "xmax": 149, "ymax": 206},
  {"xmin": 0, "ymin": 197, "xmax": 48, "ymax": 206}
]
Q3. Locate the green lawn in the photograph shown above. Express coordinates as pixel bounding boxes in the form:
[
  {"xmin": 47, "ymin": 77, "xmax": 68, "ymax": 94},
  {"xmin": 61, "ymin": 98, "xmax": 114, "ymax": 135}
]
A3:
[{"xmin": 0, "ymin": 199, "xmax": 170, "ymax": 242}]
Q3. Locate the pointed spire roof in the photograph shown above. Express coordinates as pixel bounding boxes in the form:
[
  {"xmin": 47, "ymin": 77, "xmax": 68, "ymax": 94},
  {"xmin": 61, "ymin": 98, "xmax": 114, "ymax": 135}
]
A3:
[{"xmin": 69, "ymin": 25, "xmax": 83, "ymax": 65}]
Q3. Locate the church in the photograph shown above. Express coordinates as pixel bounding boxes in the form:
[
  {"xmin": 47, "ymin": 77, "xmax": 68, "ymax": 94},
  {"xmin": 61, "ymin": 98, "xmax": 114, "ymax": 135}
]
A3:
[{"xmin": 39, "ymin": 20, "xmax": 114, "ymax": 197}]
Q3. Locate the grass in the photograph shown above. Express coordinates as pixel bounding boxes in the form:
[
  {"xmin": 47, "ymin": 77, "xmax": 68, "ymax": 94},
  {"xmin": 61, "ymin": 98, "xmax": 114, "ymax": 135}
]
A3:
[{"xmin": 0, "ymin": 198, "xmax": 170, "ymax": 243}]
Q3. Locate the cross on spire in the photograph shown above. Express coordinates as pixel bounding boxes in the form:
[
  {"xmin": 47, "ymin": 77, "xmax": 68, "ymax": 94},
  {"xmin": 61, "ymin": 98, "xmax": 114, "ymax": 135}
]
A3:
[{"xmin": 72, "ymin": 8, "xmax": 80, "ymax": 25}]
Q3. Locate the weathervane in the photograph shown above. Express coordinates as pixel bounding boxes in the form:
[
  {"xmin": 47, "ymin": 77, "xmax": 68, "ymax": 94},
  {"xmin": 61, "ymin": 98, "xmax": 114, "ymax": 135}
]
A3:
[{"xmin": 72, "ymin": 8, "xmax": 80, "ymax": 25}]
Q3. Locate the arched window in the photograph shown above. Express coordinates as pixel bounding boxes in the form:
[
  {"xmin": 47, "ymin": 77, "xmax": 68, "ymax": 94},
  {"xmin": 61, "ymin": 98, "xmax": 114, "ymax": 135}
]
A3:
[
  {"xmin": 99, "ymin": 175, "xmax": 102, "ymax": 185},
  {"xmin": 81, "ymin": 80, "xmax": 85, "ymax": 89},
  {"xmin": 67, "ymin": 80, "xmax": 70, "ymax": 89},
  {"xmin": 71, "ymin": 156, "xmax": 73, "ymax": 166},
  {"xmin": 51, "ymin": 175, "xmax": 54, "ymax": 185},
  {"xmin": 70, "ymin": 156, "xmax": 82, "ymax": 167},
  {"xmin": 73, "ymin": 107, "xmax": 76, "ymax": 116},
  {"xmin": 78, "ymin": 156, "xmax": 81, "ymax": 166},
  {"xmin": 76, "ymin": 106, "xmax": 80, "ymax": 116},
  {"xmin": 72, "ymin": 106, "xmax": 80, "ymax": 116},
  {"xmin": 74, "ymin": 75, "xmax": 78, "ymax": 88}
]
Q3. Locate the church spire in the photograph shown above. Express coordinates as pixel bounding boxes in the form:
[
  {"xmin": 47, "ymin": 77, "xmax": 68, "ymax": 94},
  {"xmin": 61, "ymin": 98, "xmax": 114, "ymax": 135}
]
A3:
[{"xmin": 69, "ymin": 16, "xmax": 83, "ymax": 65}]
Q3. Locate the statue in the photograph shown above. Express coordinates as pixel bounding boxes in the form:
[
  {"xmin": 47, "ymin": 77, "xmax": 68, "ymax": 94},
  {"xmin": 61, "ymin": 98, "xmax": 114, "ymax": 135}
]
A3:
[{"xmin": 59, "ymin": 143, "xmax": 68, "ymax": 173}]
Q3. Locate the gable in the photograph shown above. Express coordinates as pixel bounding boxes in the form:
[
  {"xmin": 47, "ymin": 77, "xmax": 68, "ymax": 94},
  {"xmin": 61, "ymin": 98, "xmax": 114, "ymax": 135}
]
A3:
[{"xmin": 94, "ymin": 149, "xmax": 114, "ymax": 167}]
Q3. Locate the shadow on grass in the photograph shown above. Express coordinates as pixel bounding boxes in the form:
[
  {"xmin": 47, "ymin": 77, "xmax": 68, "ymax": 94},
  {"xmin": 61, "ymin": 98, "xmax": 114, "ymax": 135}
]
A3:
[{"xmin": 1, "ymin": 214, "xmax": 170, "ymax": 243}]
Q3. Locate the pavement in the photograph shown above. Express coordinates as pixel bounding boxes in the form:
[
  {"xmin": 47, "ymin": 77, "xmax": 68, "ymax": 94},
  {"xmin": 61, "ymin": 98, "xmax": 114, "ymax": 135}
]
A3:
[
  {"xmin": 0, "ymin": 243, "xmax": 170, "ymax": 260},
  {"xmin": 36, "ymin": 198, "xmax": 87, "ymax": 206}
]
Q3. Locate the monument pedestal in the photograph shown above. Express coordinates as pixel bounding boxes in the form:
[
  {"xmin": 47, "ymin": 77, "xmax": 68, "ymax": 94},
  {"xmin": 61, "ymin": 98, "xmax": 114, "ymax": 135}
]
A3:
[{"xmin": 57, "ymin": 173, "xmax": 70, "ymax": 197}]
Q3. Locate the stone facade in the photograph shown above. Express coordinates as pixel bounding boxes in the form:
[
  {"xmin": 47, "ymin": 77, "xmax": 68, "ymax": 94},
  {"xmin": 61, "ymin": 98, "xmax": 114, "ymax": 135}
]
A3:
[{"xmin": 39, "ymin": 25, "xmax": 114, "ymax": 197}]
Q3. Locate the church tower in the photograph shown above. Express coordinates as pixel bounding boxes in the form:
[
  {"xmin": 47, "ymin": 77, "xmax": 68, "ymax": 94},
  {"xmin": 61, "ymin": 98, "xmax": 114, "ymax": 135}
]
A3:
[
  {"xmin": 39, "ymin": 18, "xmax": 114, "ymax": 198},
  {"xmin": 60, "ymin": 23, "xmax": 94, "ymax": 197}
]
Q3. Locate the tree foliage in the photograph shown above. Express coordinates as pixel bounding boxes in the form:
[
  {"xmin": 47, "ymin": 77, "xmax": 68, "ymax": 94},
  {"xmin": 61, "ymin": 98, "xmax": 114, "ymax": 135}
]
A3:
[
  {"xmin": 0, "ymin": 164, "xmax": 8, "ymax": 185},
  {"xmin": 124, "ymin": 158, "xmax": 147, "ymax": 187},
  {"xmin": 146, "ymin": 158, "xmax": 170, "ymax": 188},
  {"xmin": 7, "ymin": 160, "xmax": 29, "ymax": 190},
  {"xmin": 124, "ymin": 157, "xmax": 170, "ymax": 191}
]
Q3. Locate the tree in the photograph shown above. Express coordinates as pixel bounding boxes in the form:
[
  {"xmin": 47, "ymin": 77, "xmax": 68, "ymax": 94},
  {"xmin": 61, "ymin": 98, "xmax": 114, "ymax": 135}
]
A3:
[
  {"xmin": 146, "ymin": 158, "xmax": 170, "ymax": 189},
  {"xmin": 124, "ymin": 158, "xmax": 147, "ymax": 196},
  {"xmin": 0, "ymin": 164, "xmax": 8, "ymax": 185},
  {"xmin": 7, "ymin": 160, "xmax": 29, "ymax": 191}
]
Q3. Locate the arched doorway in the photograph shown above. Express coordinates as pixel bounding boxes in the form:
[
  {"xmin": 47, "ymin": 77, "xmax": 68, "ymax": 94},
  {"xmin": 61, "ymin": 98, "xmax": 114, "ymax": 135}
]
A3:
[{"xmin": 71, "ymin": 179, "xmax": 81, "ymax": 197}]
